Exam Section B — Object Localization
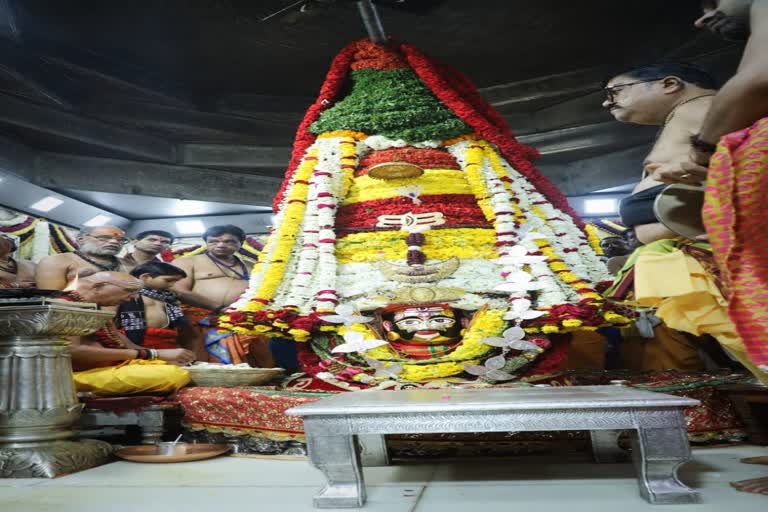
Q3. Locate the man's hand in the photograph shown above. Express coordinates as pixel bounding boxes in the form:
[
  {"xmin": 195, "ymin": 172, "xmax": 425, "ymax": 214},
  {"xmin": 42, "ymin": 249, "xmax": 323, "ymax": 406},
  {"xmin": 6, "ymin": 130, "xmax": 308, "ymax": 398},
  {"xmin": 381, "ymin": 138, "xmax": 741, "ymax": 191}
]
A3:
[
  {"xmin": 156, "ymin": 348, "xmax": 196, "ymax": 366},
  {"xmin": 656, "ymin": 161, "xmax": 709, "ymax": 184}
]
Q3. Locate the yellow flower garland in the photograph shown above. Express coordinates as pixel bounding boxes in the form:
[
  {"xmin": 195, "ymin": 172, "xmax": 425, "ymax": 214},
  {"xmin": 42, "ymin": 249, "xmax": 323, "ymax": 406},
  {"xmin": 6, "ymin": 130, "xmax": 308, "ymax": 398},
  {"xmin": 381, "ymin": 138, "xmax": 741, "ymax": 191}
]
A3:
[
  {"xmin": 343, "ymin": 169, "xmax": 471, "ymax": 205},
  {"xmin": 242, "ymin": 148, "xmax": 318, "ymax": 312},
  {"xmin": 317, "ymin": 130, "xmax": 367, "ymax": 140},
  {"xmin": 460, "ymin": 143, "xmax": 495, "ymax": 222},
  {"xmin": 584, "ymin": 224, "xmax": 604, "ymax": 256},
  {"xmin": 335, "ymin": 228, "xmax": 498, "ymax": 263}
]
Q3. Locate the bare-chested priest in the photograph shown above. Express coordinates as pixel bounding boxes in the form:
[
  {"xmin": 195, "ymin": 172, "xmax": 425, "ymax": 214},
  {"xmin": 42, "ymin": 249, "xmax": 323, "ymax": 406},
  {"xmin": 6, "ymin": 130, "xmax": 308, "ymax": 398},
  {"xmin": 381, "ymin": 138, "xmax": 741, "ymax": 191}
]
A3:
[
  {"xmin": 173, "ymin": 224, "xmax": 274, "ymax": 367},
  {"xmin": 67, "ymin": 270, "xmax": 193, "ymax": 396},
  {"xmin": 36, "ymin": 226, "xmax": 131, "ymax": 290},
  {"xmin": 0, "ymin": 233, "xmax": 35, "ymax": 287}
]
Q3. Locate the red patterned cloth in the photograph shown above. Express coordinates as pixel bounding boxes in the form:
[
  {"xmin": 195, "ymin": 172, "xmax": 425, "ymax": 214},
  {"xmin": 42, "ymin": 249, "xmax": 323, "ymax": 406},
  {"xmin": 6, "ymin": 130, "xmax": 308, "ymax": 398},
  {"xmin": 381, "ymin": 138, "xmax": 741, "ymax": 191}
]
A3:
[
  {"xmin": 177, "ymin": 370, "xmax": 748, "ymax": 444},
  {"xmin": 176, "ymin": 386, "xmax": 334, "ymax": 441}
]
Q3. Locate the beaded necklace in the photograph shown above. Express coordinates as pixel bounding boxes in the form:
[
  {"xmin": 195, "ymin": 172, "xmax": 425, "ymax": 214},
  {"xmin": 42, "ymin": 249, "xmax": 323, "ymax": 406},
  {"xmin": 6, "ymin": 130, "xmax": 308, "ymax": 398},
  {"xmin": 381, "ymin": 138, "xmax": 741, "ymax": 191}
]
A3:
[{"xmin": 74, "ymin": 251, "xmax": 120, "ymax": 272}]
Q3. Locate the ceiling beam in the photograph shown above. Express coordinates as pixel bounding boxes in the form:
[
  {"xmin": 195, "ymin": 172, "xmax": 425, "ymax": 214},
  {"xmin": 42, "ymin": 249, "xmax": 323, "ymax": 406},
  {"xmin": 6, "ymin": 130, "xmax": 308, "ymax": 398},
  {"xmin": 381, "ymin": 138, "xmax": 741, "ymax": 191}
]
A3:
[
  {"xmin": 179, "ymin": 143, "xmax": 292, "ymax": 169},
  {"xmin": 0, "ymin": 40, "xmax": 80, "ymax": 108},
  {"xmin": 521, "ymin": 122, "xmax": 657, "ymax": 163},
  {"xmin": 538, "ymin": 144, "xmax": 651, "ymax": 196},
  {"xmin": 479, "ymin": 66, "xmax": 610, "ymax": 109},
  {"xmin": 0, "ymin": 92, "xmax": 176, "ymax": 162},
  {"xmin": 20, "ymin": 152, "xmax": 281, "ymax": 206},
  {"xmin": 83, "ymin": 99, "xmax": 301, "ymax": 143}
]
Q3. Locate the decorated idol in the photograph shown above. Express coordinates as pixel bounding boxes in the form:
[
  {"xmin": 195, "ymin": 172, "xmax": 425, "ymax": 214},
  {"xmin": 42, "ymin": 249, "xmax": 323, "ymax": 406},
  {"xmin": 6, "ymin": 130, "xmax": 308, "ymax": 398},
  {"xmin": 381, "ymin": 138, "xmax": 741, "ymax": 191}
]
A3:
[{"xmin": 220, "ymin": 40, "xmax": 627, "ymax": 386}]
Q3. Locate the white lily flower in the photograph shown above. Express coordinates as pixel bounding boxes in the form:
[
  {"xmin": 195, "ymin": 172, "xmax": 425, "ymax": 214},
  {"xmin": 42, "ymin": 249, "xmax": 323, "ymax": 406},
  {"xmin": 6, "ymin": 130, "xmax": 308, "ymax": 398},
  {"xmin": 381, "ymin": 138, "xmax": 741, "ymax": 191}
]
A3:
[
  {"xmin": 321, "ymin": 304, "xmax": 374, "ymax": 326},
  {"xmin": 364, "ymin": 357, "xmax": 402, "ymax": 379},
  {"xmin": 503, "ymin": 299, "xmax": 546, "ymax": 322},
  {"xmin": 496, "ymin": 245, "xmax": 548, "ymax": 267},
  {"xmin": 494, "ymin": 271, "xmax": 547, "ymax": 294},
  {"xmin": 481, "ymin": 326, "xmax": 540, "ymax": 351},
  {"xmin": 331, "ymin": 330, "xmax": 388, "ymax": 354},
  {"xmin": 518, "ymin": 225, "xmax": 547, "ymax": 241},
  {"xmin": 464, "ymin": 355, "xmax": 514, "ymax": 381}
]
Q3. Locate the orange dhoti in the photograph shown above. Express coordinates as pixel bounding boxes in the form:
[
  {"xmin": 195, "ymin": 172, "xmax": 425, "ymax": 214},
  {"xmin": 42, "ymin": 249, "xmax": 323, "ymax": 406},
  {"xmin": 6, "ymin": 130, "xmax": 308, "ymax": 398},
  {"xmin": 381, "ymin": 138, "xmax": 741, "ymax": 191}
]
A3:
[
  {"xmin": 183, "ymin": 306, "xmax": 274, "ymax": 367},
  {"xmin": 140, "ymin": 327, "xmax": 179, "ymax": 350}
]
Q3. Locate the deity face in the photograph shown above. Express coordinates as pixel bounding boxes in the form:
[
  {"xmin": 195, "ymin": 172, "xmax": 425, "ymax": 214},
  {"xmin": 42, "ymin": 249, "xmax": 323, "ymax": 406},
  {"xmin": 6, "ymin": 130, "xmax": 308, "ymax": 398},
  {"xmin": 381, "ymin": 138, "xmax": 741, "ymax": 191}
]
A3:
[{"xmin": 383, "ymin": 306, "xmax": 463, "ymax": 344}]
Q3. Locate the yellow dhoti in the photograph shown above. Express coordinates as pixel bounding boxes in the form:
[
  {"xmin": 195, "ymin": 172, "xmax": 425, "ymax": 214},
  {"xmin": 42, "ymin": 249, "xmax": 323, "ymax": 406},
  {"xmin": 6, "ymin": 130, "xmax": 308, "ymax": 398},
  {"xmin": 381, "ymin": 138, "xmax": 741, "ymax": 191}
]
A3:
[
  {"xmin": 631, "ymin": 240, "xmax": 768, "ymax": 384},
  {"xmin": 73, "ymin": 360, "xmax": 191, "ymax": 396},
  {"xmin": 620, "ymin": 323, "xmax": 704, "ymax": 372}
]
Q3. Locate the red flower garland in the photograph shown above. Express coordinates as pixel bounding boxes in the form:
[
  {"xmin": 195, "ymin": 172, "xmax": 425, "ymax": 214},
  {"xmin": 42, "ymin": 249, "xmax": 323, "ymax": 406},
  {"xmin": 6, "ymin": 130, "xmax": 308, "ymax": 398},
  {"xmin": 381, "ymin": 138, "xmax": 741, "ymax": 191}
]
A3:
[
  {"xmin": 274, "ymin": 38, "xmax": 586, "ymax": 229},
  {"xmin": 398, "ymin": 42, "xmax": 586, "ymax": 229},
  {"xmin": 336, "ymin": 194, "xmax": 489, "ymax": 231},
  {"xmin": 272, "ymin": 43, "xmax": 360, "ymax": 211}
]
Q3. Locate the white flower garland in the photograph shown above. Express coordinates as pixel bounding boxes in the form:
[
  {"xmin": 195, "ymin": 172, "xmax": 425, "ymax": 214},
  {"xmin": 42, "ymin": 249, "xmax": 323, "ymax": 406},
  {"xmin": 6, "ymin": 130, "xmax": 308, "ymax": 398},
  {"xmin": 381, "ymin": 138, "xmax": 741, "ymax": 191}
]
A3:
[
  {"xmin": 32, "ymin": 221, "xmax": 50, "ymax": 263},
  {"xmin": 363, "ymin": 135, "xmax": 441, "ymax": 151}
]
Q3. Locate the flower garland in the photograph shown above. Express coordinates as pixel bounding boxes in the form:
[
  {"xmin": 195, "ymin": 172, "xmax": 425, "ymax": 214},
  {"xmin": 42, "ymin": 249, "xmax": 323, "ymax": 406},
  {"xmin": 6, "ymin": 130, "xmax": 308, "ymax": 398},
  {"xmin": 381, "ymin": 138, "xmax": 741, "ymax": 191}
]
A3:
[
  {"xmin": 334, "ymin": 228, "xmax": 498, "ymax": 264},
  {"xmin": 322, "ymin": 307, "xmax": 507, "ymax": 382},
  {"xmin": 235, "ymin": 148, "xmax": 319, "ymax": 312},
  {"xmin": 584, "ymin": 224, "xmax": 604, "ymax": 256},
  {"xmin": 342, "ymin": 169, "xmax": 472, "ymax": 204},
  {"xmin": 32, "ymin": 220, "xmax": 50, "ymax": 262},
  {"xmin": 309, "ymin": 67, "xmax": 472, "ymax": 143},
  {"xmin": 358, "ymin": 147, "xmax": 459, "ymax": 176},
  {"xmin": 272, "ymin": 43, "xmax": 359, "ymax": 210},
  {"xmin": 49, "ymin": 224, "xmax": 78, "ymax": 254},
  {"xmin": 399, "ymin": 42, "xmax": 585, "ymax": 229}
]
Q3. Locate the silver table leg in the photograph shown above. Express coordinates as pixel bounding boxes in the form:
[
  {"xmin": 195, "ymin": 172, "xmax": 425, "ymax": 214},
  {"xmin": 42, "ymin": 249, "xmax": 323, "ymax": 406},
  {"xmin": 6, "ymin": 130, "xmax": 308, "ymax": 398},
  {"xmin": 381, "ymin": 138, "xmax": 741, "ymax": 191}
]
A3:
[
  {"xmin": 306, "ymin": 434, "xmax": 366, "ymax": 508},
  {"xmin": 590, "ymin": 429, "xmax": 628, "ymax": 463},
  {"xmin": 630, "ymin": 425, "xmax": 699, "ymax": 504},
  {"xmin": 357, "ymin": 434, "xmax": 390, "ymax": 467}
]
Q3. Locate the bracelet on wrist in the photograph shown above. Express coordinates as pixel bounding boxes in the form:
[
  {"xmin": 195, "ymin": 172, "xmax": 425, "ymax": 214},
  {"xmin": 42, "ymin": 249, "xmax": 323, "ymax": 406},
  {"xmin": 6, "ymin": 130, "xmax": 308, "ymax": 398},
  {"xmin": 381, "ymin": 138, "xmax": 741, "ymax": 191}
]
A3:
[{"xmin": 690, "ymin": 134, "xmax": 717, "ymax": 153}]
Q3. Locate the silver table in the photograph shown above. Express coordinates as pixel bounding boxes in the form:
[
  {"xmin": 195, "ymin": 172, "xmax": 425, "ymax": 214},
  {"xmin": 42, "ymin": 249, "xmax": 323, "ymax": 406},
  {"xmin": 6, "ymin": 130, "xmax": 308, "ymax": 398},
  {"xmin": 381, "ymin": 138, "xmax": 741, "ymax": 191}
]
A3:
[{"xmin": 287, "ymin": 385, "xmax": 700, "ymax": 508}]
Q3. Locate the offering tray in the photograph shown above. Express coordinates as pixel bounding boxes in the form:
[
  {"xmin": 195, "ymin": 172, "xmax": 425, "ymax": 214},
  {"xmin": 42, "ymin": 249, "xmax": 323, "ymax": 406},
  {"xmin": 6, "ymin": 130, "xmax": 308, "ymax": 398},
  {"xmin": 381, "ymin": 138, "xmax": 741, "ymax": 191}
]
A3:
[{"xmin": 115, "ymin": 443, "xmax": 231, "ymax": 463}]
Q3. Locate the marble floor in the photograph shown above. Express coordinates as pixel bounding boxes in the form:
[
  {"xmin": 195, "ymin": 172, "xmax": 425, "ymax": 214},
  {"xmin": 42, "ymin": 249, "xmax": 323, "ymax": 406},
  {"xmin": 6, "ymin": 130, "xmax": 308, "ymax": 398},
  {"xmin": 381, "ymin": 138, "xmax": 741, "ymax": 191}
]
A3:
[{"xmin": 0, "ymin": 445, "xmax": 766, "ymax": 512}]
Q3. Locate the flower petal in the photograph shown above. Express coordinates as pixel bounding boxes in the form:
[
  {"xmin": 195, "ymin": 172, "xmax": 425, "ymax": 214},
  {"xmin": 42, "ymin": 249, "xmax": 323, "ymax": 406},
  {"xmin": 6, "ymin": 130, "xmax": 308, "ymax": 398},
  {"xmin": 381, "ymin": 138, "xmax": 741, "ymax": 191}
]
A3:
[
  {"xmin": 335, "ymin": 304, "xmax": 355, "ymax": 317},
  {"xmin": 485, "ymin": 369, "xmax": 515, "ymax": 381},
  {"xmin": 463, "ymin": 364, "xmax": 488, "ymax": 376},
  {"xmin": 502, "ymin": 326, "xmax": 526, "ymax": 340},
  {"xmin": 485, "ymin": 354, "xmax": 507, "ymax": 370},
  {"xmin": 343, "ymin": 330, "xmax": 365, "ymax": 344}
]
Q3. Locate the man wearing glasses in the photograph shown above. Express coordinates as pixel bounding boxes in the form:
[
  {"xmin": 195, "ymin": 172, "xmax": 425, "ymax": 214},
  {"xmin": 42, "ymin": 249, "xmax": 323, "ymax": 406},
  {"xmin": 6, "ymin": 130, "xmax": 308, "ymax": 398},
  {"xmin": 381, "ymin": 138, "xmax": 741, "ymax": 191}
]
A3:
[
  {"xmin": 602, "ymin": 63, "xmax": 718, "ymax": 249},
  {"xmin": 36, "ymin": 225, "xmax": 132, "ymax": 290},
  {"xmin": 601, "ymin": 64, "xmax": 724, "ymax": 374}
]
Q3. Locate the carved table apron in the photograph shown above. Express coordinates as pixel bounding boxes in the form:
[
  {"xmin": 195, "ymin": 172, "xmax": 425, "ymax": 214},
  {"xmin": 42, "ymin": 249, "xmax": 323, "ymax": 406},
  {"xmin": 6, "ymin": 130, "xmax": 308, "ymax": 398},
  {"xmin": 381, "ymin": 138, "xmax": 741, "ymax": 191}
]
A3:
[{"xmin": 286, "ymin": 385, "xmax": 700, "ymax": 508}]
